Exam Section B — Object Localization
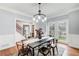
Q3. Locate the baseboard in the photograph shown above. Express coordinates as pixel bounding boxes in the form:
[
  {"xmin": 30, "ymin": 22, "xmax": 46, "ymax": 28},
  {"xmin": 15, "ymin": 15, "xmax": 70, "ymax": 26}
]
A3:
[{"xmin": 68, "ymin": 34, "xmax": 79, "ymax": 48}]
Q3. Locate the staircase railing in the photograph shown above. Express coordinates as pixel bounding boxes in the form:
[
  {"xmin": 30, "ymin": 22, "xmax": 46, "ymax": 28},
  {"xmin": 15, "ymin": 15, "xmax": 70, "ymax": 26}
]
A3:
[{"xmin": 16, "ymin": 23, "xmax": 23, "ymax": 35}]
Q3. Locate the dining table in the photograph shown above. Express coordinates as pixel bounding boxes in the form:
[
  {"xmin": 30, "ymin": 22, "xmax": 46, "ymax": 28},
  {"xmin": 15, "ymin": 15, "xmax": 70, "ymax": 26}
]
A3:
[{"xmin": 28, "ymin": 36, "xmax": 55, "ymax": 56}]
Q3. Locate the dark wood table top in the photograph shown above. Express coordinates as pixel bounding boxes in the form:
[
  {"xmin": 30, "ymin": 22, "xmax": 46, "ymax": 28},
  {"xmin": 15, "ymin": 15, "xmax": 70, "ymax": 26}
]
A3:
[{"xmin": 28, "ymin": 37, "xmax": 54, "ymax": 48}]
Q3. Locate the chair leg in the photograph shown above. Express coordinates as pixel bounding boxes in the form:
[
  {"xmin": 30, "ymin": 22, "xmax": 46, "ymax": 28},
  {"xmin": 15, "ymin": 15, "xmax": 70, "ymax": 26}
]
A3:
[
  {"xmin": 50, "ymin": 50, "xmax": 51, "ymax": 55},
  {"xmin": 18, "ymin": 52, "xmax": 20, "ymax": 56},
  {"xmin": 18, "ymin": 51, "xmax": 22, "ymax": 56},
  {"xmin": 18, "ymin": 52, "xmax": 24, "ymax": 56},
  {"xmin": 37, "ymin": 50, "xmax": 39, "ymax": 56},
  {"xmin": 56, "ymin": 46, "xmax": 58, "ymax": 55},
  {"xmin": 52, "ymin": 47, "xmax": 55, "ymax": 56},
  {"xmin": 46, "ymin": 51, "xmax": 51, "ymax": 56},
  {"xmin": 28, "ymin": 49, "xmax": 33, "ymax": 56}
]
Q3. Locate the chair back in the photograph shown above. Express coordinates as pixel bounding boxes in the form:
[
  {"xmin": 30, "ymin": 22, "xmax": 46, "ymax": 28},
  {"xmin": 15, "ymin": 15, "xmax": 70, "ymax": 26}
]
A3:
[
  {"xmin": 16, "ymin": 39, "xmax": 33, "ymax": 56},
  {"xmin": 16, "ymin": 41, "xmax": 23, "ymax": 52},
  {"xmin": 52, "ymin": 38, "xmax": 58, "ymax": 44},
  {"xmin": 16, "ymin": 39, "xmax": 27, "ymax": 52}
]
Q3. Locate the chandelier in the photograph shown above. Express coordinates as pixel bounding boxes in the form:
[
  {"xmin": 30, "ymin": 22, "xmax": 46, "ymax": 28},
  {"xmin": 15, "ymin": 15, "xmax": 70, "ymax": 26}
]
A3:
[{"xmin": 33, "ymin": 3, "xmax": 47, "ymax": 23}]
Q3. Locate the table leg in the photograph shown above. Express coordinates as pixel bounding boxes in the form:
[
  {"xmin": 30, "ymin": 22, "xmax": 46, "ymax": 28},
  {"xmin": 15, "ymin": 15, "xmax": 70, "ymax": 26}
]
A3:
[
  {"xmin": 32, "ymin": 48, "xmax": 35, "ymax": 56},
  {"xmin": 52, "ymin": 47, "xmax": 55, "ymax": 56}
]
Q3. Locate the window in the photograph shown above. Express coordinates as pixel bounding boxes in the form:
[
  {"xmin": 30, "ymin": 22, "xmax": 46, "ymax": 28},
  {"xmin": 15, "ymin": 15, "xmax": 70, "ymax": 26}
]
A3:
[{"xmin": 48, "ymin": 20, "xmax": 68, "ymax": 42}]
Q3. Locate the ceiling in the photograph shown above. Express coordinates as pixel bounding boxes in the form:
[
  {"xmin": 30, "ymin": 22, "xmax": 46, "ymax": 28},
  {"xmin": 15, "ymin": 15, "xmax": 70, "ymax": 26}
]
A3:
[{"xmin": 0, "ymin": 3, "xmax": 79, "ymax": 18}]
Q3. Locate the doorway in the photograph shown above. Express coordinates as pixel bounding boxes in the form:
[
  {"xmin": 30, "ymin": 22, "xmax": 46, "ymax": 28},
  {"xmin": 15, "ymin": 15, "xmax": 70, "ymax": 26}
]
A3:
[
  {"xmin": 23, "ymin": 25, "xmax": 30, "ymax": 38},
  {"xmin": 48, "ymin": 20, "xmax": 68, "ymax": 43}
]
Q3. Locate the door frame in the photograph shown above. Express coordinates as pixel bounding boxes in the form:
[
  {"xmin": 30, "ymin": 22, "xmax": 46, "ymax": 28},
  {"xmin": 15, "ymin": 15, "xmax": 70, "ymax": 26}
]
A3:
[
  {"xmin": 23, "ymin": 25, "xmax": 30, "ymax": 38},
  {"xmin": 47, "ymin": 19, "xmax": 69, "ymax": 43}
]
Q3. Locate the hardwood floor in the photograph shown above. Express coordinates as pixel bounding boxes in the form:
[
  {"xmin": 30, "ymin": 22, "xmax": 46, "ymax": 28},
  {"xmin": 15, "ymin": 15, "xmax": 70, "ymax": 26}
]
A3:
[
  {"xmin": 67, "ymin": 46, "xmax": 79, "ymax": 56},
  {"xmin": 0, "ymin": 46, "xmax": 17, "ymax": 56},
  {"xmin": 0, "ymin": 43, "xmax": 79, "ymax": 56},
  {"xmin": 58, "ymin": 43, "xmax": 79, "ymax": 56}
]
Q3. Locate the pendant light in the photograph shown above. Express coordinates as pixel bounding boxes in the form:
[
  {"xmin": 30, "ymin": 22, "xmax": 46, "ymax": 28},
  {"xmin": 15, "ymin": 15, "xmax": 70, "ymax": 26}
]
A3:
[{"xmin": 33, "ymin": 3, "xmax": 47, "ymax": 23}]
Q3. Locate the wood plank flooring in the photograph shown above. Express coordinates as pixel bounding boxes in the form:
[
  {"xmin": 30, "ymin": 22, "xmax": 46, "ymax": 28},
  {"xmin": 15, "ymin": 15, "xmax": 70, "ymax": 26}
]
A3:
[
  {"xmin": 0, "ymin": 46, "xmax": 17, "ymax": 56},
  {"xmin": 0, "ymin": 43, "xmax": 79, "ymax": 56}
]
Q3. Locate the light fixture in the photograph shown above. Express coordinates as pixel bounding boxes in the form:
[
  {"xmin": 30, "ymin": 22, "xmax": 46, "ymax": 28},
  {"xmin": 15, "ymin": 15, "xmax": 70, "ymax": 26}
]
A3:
[{"xmin": 33, "ymin": 3, "xmax": 47, "ymax": 23}]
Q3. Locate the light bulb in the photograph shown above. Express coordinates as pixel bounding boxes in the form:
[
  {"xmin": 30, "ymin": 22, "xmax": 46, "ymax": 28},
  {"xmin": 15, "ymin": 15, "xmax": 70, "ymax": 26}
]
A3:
[
  {"xmin": 44, "ymin": 17, "xmax": 47, "ymax": 21},
  {"xmin": 38, "ymin": 16, "xmax": 41, "ymax": 19},
  {"xmin": 42, "ymin": 17, "xmax": 47, "ymax": 22},
  {"xmin": 33, "ymin": 18, "xmax": 35, "ymax": 21},
  {"xmin": 42, "ymin": 19, "xmax": 45, "ymax": 22},
  {"xmin": 36, "ymin": 20, "xmax": 38, "ymax": 23}
]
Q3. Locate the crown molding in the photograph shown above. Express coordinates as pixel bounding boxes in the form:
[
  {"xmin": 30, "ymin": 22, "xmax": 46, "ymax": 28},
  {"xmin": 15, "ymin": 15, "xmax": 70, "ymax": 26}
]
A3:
[
  {"xmin": 0, "ymin": 6, "xmax": 32, "ymax": 18},
  {"xmin": 0, "ymin": 6, "xmax": 79, "ymax": 20},
  {"xmin": 16, "ymin": 18, "xmax": 32, "ymax": 23},
  {"xmin": 48, "ymin": 7, "xmax": 79, "ymax": 19},
  {"xmin": 67, "ymin": 7, "xmax": 79, "ymax": 14}
]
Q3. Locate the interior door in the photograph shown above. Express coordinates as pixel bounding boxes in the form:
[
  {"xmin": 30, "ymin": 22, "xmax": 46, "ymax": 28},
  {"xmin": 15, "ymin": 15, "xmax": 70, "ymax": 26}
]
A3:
[{"xmin": 23, "ymin": 25, "xmax": 30, "ymax": 38}]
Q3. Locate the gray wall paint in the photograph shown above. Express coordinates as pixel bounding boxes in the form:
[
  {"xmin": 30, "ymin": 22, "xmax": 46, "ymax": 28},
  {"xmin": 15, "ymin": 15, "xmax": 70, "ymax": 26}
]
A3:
[
  {"xmin": 47, "ymin": 10, "xmax": 79, "ymax": 48},
  {"xmin": 48, "ymin": 10, "xmax": 79, "ymax": 35},
  {"xmin": 17, "ymin": 10, "xmax": 79, "ymax": 35},
  {"xmin": 69, "ymin": 10, "xmax": 79, "ymax": 34},
  {"xmin": 0, "ymin": 9, "xmax": 15, "ymax": 35},
  {"xmin": 35, "ymin": 15, "xmax": 68, "ymax": 35},
  {"xmin": 0, "ymin": 9, "xmax": 31, "ymax": 35},
  {"xmin": 0, "ymin": 7, "xmax": 79, "ymax": 49},
  {"xmin": 46, "ymin": 15, "xmax": 68, "ymax": 36},
  {"xmin": 48, "ymin": 15, "xmax": 68, "ymax": 22},
  {"xmin": 67, "ymin": 10, "xmax": 79, "ymax": 48},
  {"xmin": 0, "ymin": 9, "xmax": 32, "ymax": 50}
]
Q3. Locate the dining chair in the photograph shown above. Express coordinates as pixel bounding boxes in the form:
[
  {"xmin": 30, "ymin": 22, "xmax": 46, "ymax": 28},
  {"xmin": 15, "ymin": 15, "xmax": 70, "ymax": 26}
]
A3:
[
  {"xmin": 21, "ymin": 39, "xmax": 33, "ymax": 56},
  {"xmin": 16, "ymin": 41, "xmax": 25, "ymax": 56},
  {"xmin": 37, "ymin": 43, "xmax": 51, "ymax": 56},
  {"xmin": 51, "ymin": 39, "xmax": 58, "ymax": 56},
  {"xmin": 16, "ymin": 39, "xmax": 32, "ymax": 56}
]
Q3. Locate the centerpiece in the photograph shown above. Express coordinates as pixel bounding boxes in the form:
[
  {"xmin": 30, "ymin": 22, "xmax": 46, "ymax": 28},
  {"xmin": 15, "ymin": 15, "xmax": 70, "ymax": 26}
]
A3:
[{"xmin": 35, "ymin": 28, "xmax": 43, "ymax": 39}]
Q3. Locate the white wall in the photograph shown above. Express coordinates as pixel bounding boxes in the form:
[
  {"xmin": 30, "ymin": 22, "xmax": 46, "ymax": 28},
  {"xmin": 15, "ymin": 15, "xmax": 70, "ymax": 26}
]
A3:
[
  {"xmin": 1, "ymin": 6, "xmax": 79, "ymax": 50},
  {"xmin": 0, "ymin": 9, "xmax": 31, "ymax": 50},
  {"xmin": 47, "ymin": 9, "xmax": 79, "ymax": 48},
  {"xmin": 68, "ymin": 34, "xmax": 79, "ymax": 48},
  {"xmin": 68, "ymin": 10, "xmax": 79, "ymax": 48},
  {"xmin": 69, "ymin": 10, "xmax": 79, "ymax": 34},
  {"xmin": 46, "ymin": 15, "xmax": 68, "ymax": 35}
]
